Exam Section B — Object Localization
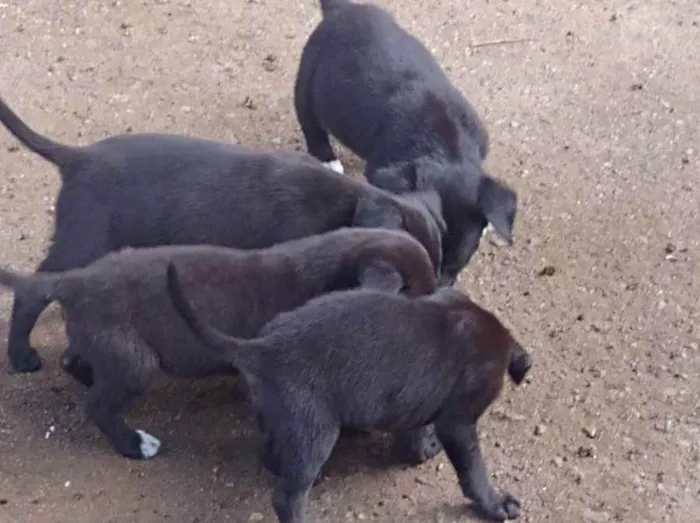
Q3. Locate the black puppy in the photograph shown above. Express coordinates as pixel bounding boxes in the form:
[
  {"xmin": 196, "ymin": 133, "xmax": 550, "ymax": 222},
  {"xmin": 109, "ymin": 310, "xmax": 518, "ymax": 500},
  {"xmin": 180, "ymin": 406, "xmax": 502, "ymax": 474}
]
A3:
[
  {"xmin": 0, "ymin": 96, "xmax": 444, "ymax": 374},
  {"xmin": 169, "ymin": 270, "xmax": 533, "ymax": 522},
  {"xmin": 294, "ymin": 0, "xmax": 518, "ymax": 285},
  {"xmin": 0, "ymin": 227, "xmax": 437, "ymax": 460}
]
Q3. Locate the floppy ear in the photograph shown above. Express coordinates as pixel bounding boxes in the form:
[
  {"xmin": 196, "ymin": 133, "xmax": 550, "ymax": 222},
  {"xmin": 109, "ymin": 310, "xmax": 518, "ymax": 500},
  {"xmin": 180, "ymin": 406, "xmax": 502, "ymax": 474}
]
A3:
[
  {"xmin": 372, "ymin": 163, "xmax": 415, "ymax": 192},
  {"xmin": 354, "ymin": 194, "xmax": 443, "ymax": 277},
  {"xmin": 352, "ymin": 196, "xmax": 403, "ymax": 229},
  {"xmin": 401, "ymin": 190, "xmax": 446, "ymax": 235},
  {"xmin": 372, "ymin": 158, "xmax": 444, "ymax": 193},
  {"xmin": 477, "ymin": 176, "xmax": 517, "ymax": 244}
]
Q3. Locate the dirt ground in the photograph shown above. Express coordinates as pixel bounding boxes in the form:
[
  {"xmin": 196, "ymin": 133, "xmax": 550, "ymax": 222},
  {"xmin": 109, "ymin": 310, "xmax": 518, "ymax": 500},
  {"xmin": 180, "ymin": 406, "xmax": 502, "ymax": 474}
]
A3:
[{"xmin": 0, "ymin": 0, "xmax": 698, "ymax": 522}]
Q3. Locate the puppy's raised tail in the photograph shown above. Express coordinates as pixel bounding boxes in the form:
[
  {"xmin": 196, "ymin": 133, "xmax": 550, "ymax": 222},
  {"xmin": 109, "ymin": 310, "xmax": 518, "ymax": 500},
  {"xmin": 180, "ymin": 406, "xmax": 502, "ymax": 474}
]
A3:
[
  {"xmin": 0, "ymin": 96, "xmax": 82, "ymax": 170},
  {"xmin": 0, "ymin": 268, "xmax": 62, "ymax": 303},
  {"xmin": 508, "ymin": 344, "xmax": 532, "ymax": 386},
  {"xmin": 166, "ymin": 262, "xmax": 249, "ymax": 366},
  {"xmin": 320, "ymin": 0, "xmax": 349, "ymax": 16}
]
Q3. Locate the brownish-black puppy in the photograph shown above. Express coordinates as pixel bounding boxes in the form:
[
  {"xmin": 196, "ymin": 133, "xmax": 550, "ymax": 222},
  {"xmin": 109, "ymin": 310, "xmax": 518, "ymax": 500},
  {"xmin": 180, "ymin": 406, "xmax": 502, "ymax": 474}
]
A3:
[
  {"xmin": 0, "ymin": 228, "xmax": 437, "ymax": 460},
  {"xmin": 0, "ymin": 96, "xmax": 444, "ymax": 375},
  {"xmin": 168, "ymin": 270, "xmax": 533, "ymax": 523}
]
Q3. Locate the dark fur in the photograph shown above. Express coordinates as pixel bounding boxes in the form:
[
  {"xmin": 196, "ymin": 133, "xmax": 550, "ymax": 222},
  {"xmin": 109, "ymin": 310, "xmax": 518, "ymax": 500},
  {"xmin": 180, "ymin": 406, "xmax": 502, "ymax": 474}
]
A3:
[
  {"xmin": 0, "ymin": 96, "xmax": 444, "ymax": 373},
  {"xmin": 169, "ymin": 272, "xmax": 532, "ymax": 522},
  {"xmin": 294, "ymin": 0, "xmax": 518, "ymax": 285},
  {"xmin": 0, "ymin": 227, "xmax": 441, "ymax": 460}
]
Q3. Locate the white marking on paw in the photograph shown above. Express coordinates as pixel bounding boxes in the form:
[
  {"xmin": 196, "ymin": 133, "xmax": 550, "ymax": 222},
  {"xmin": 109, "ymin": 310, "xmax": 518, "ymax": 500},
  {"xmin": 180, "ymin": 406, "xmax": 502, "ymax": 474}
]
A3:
[
  {"xmin": 136, "ymin": 429, "xmax": 161, "ymax": 459},
  {"xmin": 323, "ymin": 159, "xmax": 344, "ymax": 174},
  {"xmin": 482, "ymin": 222, "xmax": 496, "ymax": 238}
]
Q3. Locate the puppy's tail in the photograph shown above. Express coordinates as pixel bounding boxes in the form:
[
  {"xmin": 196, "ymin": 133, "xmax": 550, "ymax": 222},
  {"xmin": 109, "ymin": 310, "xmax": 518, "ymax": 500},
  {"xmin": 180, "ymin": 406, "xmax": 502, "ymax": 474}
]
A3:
[
  {"xmin": 166, "ymin": 262, "xmax": 251, "ymax": 368},
  {"xmin": 508, "ymin": 344, "xmax": 532, "ymax": 385},
  {"xmin": 358, "ymin": 231, "xmax": 437, "ymax": 297},
  {"xmin": 0, "ymin": 96, "xmax": 82, "ymax": 170},
  {"xmin": 320, "ymin": 0, "xmax": 349, "ymax": 16},
  {"xmin": 0, "ymin": 268, "xmax": 62, "ymax": 303}
]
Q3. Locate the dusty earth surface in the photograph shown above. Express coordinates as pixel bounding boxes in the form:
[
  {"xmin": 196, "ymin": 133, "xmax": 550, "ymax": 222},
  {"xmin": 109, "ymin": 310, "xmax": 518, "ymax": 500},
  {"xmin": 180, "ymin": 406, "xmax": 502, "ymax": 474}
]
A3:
[{"xmin": 0, "ymin": 0, "xmax": 698, "ymax": 522}]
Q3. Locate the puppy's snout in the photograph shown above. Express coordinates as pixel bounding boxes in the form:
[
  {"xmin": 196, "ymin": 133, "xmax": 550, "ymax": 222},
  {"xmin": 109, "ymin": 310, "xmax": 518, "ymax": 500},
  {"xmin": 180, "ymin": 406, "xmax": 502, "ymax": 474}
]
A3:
[{"xmin": 508, "ymin": 346, "xmax": 533, "ymax": 386}]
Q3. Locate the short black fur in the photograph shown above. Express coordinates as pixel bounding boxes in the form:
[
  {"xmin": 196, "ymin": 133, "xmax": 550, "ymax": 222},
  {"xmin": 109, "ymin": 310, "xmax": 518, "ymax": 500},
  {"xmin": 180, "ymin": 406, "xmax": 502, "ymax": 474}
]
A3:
[
  {"xmin": 0, "ymin": 96, "xmax": 443, "ymax": 373},
  {"xmin": 0, "ymin": 228, "xmax": 438, "ymax": 460},
  {"xmin": 169, "ymin": 273, "xmax": 533, "ymax": 523},
  {"xmin": 295, "ymin": 0, "xmax": 518, "ymax": 285}
]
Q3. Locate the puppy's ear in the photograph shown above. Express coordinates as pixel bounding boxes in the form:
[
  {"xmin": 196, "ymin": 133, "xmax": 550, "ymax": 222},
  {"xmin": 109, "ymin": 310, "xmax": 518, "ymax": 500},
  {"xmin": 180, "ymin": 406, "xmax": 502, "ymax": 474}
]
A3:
[
  {"xmin": 372, "ymin": 163, "xmax": 415, "ymax": 192},
  {"xmin": 372, "ymin": 158, "xmax": 444, "ymax": 193},
  {"xmin": 358, "ymin": 261, "xmax": 405, "ymax": 294},
  {"xmin": 353, "ymin": 196, "xmax": 403, "ymax": 229},
  {"xmin": 477, "ymin": 176, "xmax": 517, "ymax": 245},
  {"xmin": 401, "ymin": 190, "xmax": 446, "ymax": 235}
]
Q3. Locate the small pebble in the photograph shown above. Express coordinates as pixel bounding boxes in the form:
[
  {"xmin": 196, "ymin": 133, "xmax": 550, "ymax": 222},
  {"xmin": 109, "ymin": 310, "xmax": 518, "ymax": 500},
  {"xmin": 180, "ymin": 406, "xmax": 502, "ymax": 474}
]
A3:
[
  {"xmin": 583, "ymin": 508, "xmax": 611, "ymax": 522},
  {"xmin": 576, "ymin": 445, "xmax": 596, "ymax": 458},
  {"xmin": 583, "ymin": 426, "xmax": 598, "ymax": 439},
  {"xmin": 654, "ymin": 419, "xmax": 672, "ymax": 432},
  {"xmin": 570, "ymin": 467, "xmax": 584, "ymax": 484},
  {"xmin": 538, "ymin": 265, "xmax": 556, "ymax": 276},
  {"xmin": 263, "ymin": 54, "xmax": 278, "ymax": 71},
  {"xmin": 534, "ymin": 424, "xmax": 546, "ymax": 436},
  {"xmin": 44, "ymin": 424, "xmax": 56, "ymax": 439},
  {"xmin": 242, "ymin": 96, "xmax": 256, "ymax": 109},
  {"xmin": 249, "ymin": 513, "xmax": 264, "ymax": 522}
]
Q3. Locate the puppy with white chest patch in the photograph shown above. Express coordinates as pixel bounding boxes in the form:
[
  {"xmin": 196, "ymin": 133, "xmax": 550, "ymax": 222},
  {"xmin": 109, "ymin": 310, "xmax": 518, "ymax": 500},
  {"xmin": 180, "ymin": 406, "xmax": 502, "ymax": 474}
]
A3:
[
  {"xmin": 0, "ymin": 96, "xmax": 444, "ymax": 375},
  {"xmin": 0, "ymin": 228, "xmax": 437, "ymax": 460},
  {"xmin": 168, "ymin": 271, "xmax": 533, "ymax": 523},
  {"xmin": 295, "ymin": 0, "xmax": 518, "ymax": 286}
]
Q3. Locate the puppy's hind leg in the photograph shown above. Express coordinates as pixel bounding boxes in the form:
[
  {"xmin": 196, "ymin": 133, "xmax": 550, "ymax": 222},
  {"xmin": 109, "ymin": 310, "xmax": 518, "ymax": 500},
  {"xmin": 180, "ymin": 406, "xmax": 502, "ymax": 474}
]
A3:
[
  {"xmin": 7, "ymin": 215, "xmax": 110, "ymax": 373},
  {"xmin": 6, "ymin": 284, "xmax": 52, "ymax": 373},
  {"xmin": 84, "ymin": 331, "xmax": 160, "ymax": 460},
  {"xmin": 267, "ymin": 403, "xmax": 339, "ymax": 523},
  {"xmin": 435, "ymin": 418, "xmax": 520, "ymax": 521},
  {"xmin": 293, "ymin": 86, "xmax": 343, "ymax": 174}
]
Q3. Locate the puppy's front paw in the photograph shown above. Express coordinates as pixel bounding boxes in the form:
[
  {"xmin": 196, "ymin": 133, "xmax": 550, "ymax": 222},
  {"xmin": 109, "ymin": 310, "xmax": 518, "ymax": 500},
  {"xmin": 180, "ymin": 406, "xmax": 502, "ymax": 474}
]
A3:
[
  {"xmin": 393, "ymin": 426, "xmax": 443, "ymax": 465},
  {"xmin": 136, "ymin": 430, "xmax": 162, "ymax": 459},
  {"xmin": 478, "ymin": 492, "xmax": 521, "ymax": 521},
  {"xmin": 322, "ymin": 159, "xmax": 345, "ymax": 174}
]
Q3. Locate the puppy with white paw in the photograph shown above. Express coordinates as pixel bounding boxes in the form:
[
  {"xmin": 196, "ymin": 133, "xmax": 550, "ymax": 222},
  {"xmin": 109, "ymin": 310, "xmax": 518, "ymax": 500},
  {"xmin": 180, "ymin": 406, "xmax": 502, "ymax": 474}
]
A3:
[
  {"xmin": 295, "ymin": 0, "xmax": 518, "ymax": 286},
  {"xmin": 0, "ymin": 228, "xmax": 436, "ymax": 460}
]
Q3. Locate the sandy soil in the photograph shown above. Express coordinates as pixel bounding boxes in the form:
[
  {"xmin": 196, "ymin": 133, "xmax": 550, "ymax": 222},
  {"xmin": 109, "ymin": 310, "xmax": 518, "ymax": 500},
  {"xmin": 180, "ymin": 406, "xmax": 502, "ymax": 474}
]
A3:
[{"xmin": 0, "ymin": 1, "xmax": 698, "ymax": 522}]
